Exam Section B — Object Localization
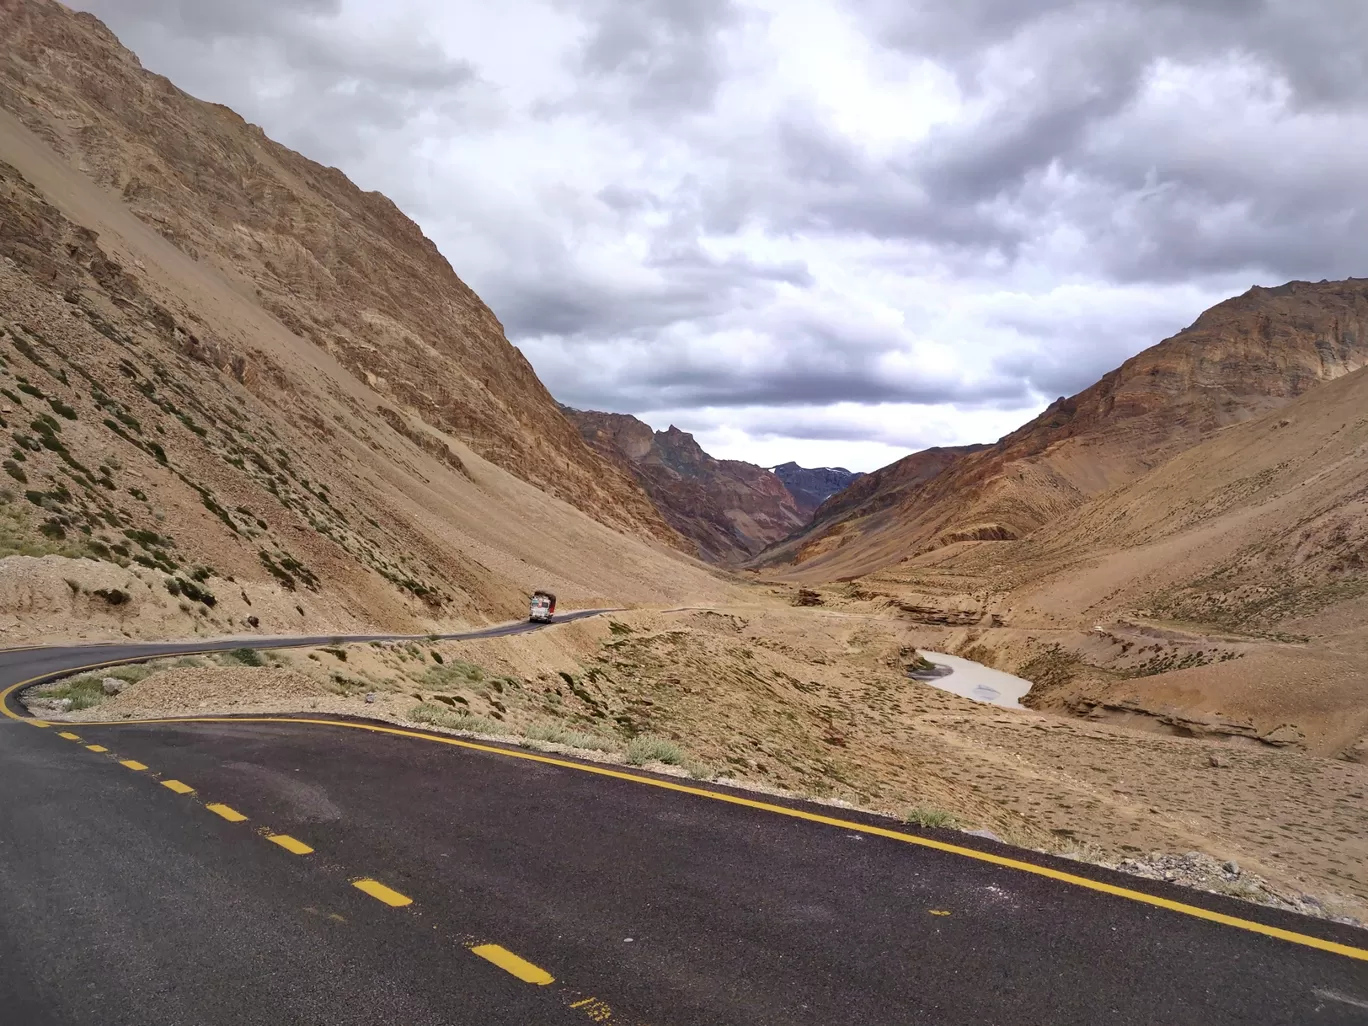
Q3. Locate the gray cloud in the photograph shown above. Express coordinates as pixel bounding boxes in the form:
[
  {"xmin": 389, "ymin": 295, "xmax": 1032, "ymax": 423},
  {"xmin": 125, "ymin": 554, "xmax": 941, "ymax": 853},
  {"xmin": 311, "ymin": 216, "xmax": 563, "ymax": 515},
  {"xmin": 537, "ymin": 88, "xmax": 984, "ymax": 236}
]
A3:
[
  {"xmin": 835, "ymin": 0, "xmax": 1368, "ymax": 283},
  {"xmin": 566, "ymin": 0, "xmax": 743, "ymax": 113},
  {"xmin": 64, "ymin": 0, "xmax": 1368, "ymax": 472},
  {"xmin": 77, "ymin": 0, "xmax": 478, "ymax": 165}
]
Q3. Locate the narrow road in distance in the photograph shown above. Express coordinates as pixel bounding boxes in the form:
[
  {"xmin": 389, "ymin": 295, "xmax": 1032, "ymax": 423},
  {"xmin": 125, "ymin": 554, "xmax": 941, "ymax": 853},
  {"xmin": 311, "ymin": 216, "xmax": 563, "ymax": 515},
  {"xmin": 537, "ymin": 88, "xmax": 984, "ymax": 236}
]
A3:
[{"xmin": 2, "ymin": 613, "xmax": 1366, "ymax": 1025}]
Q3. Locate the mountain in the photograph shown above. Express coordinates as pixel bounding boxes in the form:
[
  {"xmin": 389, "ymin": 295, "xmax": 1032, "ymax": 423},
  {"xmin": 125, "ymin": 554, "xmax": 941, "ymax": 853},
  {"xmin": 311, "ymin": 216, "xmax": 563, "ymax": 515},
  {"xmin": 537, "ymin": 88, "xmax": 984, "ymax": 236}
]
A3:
[
  {"xmin": 761, "ymin": 278, "xmax": 1368, "ymax": 581},
  {"xmin": 872, "ymin": 359, "xmax": 1368, "ymax": 757},
  {"xmin": 0, "ymin": 0, "xmax": 683, "ymax": 553},
  {"xmin": 0, "ymin": 0, "xmax": 732, "ymax": 642},
  {"xmin": 563, "ymin": 408, "xmax": 806, "ymax": 563},
  {"xmin": 769, "ymin": 462, "xmax": 864, "ymax": 515}
]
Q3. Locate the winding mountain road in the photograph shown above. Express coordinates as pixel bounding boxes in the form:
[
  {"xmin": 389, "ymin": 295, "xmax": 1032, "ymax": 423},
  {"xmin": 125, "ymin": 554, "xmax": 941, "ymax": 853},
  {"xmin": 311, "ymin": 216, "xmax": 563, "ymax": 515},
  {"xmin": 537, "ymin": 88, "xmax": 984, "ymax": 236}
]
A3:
[{"xmin": 1, "ymin": 615, "xmax": 1366, "ymax": 1025}]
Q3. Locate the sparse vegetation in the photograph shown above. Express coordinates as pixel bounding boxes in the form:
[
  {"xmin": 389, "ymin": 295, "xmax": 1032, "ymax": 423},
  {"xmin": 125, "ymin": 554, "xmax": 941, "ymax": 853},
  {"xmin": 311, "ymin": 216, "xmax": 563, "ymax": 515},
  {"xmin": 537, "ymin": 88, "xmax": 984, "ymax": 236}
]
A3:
[
  {"xmin": 904, "ymin": 806, "xmax": 958, "ymax": 829},
  {"xmin": 408, "ymin": 703, "xmax": 500, "ymax": 735},
  {"xmin": 522, "ymin": 720, "xmax": 620, "ymax": 752},
  {"xmin": 224, "ymin": 647, "xmax": 265, "ymax": 667},
  {"xmin": 626, "ymin": 735, "xmax": 685, "ymax": 766}
]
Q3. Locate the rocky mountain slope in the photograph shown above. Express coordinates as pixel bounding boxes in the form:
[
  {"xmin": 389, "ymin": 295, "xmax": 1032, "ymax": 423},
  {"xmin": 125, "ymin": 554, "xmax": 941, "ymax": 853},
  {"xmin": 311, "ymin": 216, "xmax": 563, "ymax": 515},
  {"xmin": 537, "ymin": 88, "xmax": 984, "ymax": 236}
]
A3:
[
  {"xmin": 0, "ymin": 0, "xmax": 682, "ymax": 552},
  {"xmin": 843, "ymin": 358, "xmax": 1368, "ymax": 761},
  {"xmin": 762, "ymin": 279, "xmax": 1368, "ymax": 580},
  {"xmin": 564, "ymin": 408, "xmax": 806, "ymax": 563},
  {"xmin": 769, "ymin": 462, "xmax": 864, "ymax": 515},
  {"xmin": 0, "ymin": 0, "xmax": 732, "ymax": 645}
]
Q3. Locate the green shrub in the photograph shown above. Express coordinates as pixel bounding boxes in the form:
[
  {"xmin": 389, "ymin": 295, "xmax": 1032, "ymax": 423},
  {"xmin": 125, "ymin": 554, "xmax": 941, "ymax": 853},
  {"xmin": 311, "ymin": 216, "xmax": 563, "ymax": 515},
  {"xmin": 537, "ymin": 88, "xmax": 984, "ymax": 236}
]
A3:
[
  {"xmin": 521, "ymin": 720, "xmax": 620, "ymax": 752},
  {"xmin": 223, "ymin": 647, "xmax": 265, "ymax": 667},
  {"xmin": 626, "ymin": 735, "xmax": 685, "ymax": 766},
  {"xmin": 407, "ymin": 703, "xmax": 499, "ymax": 734},
  {"xmin": 904, "ymin": 806, "xmax": 958, "ymax": 829}
]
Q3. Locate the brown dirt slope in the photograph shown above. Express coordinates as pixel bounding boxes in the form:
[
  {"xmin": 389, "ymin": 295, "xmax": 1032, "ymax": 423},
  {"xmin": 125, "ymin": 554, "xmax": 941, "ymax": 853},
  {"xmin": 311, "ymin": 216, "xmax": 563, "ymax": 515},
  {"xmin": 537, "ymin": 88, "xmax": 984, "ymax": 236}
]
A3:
[
  {"xmin": 0, "ymin": 3, "xmax": 736, "ymax": 645},
  {"xmin": 0, "ymin": 0, "xmax": 682, "ymax": 549},
  {"xmin": 565, "ymin": 408, "xmax": 806, "ymax": 563},
  {"xmin": 762, "ymin": 279, "xmax": 1368, "ymax": 581},
  {"xmin": 842, "ymin": 362, "xmax": 1368, "ymax": 759}
]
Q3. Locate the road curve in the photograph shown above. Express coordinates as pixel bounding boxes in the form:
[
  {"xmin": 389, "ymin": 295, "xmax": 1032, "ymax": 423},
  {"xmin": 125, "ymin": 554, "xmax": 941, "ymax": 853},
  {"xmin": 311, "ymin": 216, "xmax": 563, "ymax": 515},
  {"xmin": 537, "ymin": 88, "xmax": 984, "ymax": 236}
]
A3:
[{"xmin": 2, "ymin": 618, "xmax": 1367, "ymax": 1026}]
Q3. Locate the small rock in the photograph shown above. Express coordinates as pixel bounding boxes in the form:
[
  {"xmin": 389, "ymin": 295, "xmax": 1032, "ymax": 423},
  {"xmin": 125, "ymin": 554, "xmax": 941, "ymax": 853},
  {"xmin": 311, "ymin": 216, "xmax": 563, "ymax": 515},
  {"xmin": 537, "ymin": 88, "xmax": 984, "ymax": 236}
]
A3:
[
  {"xmin": 1224, "ymin": 860, "xmax": 1240, "ymax": 876},
  {"xmin": 54, "ymin": 698, "xmax": 72, "ymax": 712},
  {"xmin": 1208, "ymin": 753, "xmax": 1230, "ymax": 768},
  {"xmin": 246, "ymin": 615, "xmax": 260, "ymax": 628},
  {"xmin": 364, "ymin": 692, "xmax": 377, "ymax": 704},
  {"xmin": 101, "ymin": 677, "xmax": 125, "ymax": 696}
]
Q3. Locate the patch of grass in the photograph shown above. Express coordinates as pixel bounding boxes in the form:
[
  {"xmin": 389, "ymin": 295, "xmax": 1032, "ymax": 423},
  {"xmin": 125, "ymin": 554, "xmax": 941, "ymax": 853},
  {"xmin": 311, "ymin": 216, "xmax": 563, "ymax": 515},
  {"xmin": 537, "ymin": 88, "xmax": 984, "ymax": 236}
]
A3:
[
  {"xmin": 32, "ymin": 664, "xmax": 151, "ymax": 711},
  {"xmin": 407, "ymin": 703, "xmax": 500, "ymax": 734},
  {"xmin": 521, "ymin": 720, "xmax": 621, "ymax": 752},
  {"xmin": 626, "ymin": 735, "xmax": 685, "ymax": 766},
  {"xmin": 422, "ymin": 661, "xmax": 487, "ymax": 688},
  {"xmin": 47, "ymin": 397, "xmax": 77, "ymax": 420},
  {"xmin": 223, "ymin": 647, "xmax": 265, "ymax": 667},
  {"xmin": 321, "ymin": 647, "xmax": 348, "ymax": 662},
  {"xmin": 904, "ymin": 805, "xmax": 958, "ymax": 829}
]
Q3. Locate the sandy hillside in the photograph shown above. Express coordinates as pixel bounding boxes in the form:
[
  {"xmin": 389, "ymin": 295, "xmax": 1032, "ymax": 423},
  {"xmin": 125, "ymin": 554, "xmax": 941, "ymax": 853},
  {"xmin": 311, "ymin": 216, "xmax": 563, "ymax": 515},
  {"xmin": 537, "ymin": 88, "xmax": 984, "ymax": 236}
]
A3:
[
  {"xmin": 0, "ymin": 0, "xmax": 681, "ymax": 547},
  {"xmin": 31, "ymin": 603, "xmax": 1368, "ymax": 924},
  {"xmin": 0, "ymin": 1, "xmax": 739, "ymax": 645}
]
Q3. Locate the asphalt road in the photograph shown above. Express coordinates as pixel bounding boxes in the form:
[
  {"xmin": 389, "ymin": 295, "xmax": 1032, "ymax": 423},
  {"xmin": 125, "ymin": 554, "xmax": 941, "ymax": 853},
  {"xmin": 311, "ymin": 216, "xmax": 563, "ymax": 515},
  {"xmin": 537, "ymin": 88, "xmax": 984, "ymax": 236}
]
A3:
[{"xmin": 2, "ymin": 620, "xmax": 1367, "ymax": 1025}]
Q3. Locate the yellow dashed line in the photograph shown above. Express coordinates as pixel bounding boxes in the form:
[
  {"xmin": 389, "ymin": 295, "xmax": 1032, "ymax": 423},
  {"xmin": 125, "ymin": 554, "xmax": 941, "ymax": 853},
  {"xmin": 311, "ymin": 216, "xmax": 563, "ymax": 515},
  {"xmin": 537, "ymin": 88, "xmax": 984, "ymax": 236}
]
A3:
[
  {"xmin": 161, "ymin": 779, "xmax": 195, "ymax": 795},
  {"xmin": 119, "ymin": 759, "xmax": 148, "ymax": 771},
  {"xmin": 471, "ymin": 944, "xmax": 555, "ymax": 985},
  {"xmin": 8, "ymin": 699, "xmax": 1366, "ymax": 962},
  {"xmin": 352, "ymin": 879, "xmax": 412, "ymax": 907},
  {"xmin": 85, "ymin": 744, "xmax": 108, "ymax": 753},
  {"xmin": 57, "ymin": 731, "xmax": 81, "ymax": 740},
  {"xmin": 206, "ymin": 803, "xmax": 247, "ymax": 823},
  {"xmin": 266, "ymin": 834, "xmax": 314, "ymax": 855}
]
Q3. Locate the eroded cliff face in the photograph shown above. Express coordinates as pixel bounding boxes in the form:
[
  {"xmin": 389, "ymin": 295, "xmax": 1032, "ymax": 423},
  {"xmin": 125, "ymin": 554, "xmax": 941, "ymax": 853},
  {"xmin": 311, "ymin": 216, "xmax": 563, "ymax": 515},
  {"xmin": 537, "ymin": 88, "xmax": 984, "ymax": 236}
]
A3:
[
  {"xmin": 0, "ymin": 0, "xmax": 684, "ymax": 551},
  {"xmin": 762, "ymin": 278, "xmax": 1368, "ymax": 581},
  {"xmin": 565, "ymin": 409, "xmax": 807, "ymax": 563}
]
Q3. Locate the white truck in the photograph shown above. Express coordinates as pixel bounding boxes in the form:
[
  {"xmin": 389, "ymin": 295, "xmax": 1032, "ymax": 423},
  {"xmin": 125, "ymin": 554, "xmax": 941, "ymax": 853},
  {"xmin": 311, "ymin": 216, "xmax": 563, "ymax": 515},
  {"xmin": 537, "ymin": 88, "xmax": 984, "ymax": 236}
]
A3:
[{"xmin": 528, "ymin": 590, "xmax": 556, "ymax": 624}]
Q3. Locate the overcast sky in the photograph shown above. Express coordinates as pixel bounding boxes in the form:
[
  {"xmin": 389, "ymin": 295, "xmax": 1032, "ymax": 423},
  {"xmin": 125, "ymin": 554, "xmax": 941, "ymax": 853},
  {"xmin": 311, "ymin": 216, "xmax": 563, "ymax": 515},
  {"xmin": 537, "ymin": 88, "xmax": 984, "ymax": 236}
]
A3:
[{"xmin": 75, "ymin": 0, "xmax": 1368, "ymax": 472}]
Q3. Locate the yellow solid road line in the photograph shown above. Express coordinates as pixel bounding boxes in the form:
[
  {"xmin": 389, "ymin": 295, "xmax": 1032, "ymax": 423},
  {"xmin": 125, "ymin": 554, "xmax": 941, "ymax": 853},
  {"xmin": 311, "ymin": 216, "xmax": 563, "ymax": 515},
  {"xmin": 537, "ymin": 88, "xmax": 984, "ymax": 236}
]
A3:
[
  {"xmin": 85, "ymin": 744, "xmax": 108, "ymax": 753},
  {"xmin": 161, "ymin": 779, "xmax": 195, "ymax": 795},
  {"xmin": 119, "ymin": 759, "xmax": 148, "ymax": 771},
  {"xmin": 206, "ymin": 803, "xmax": 248, "ymax": 823},
  {"xmin": 57, "ymin": 731, "xmax": 80, "ymax": 740},
  {"xmin": 266, "ymin": 834, "xmax": 314, "ymax": 855},
  {"xmin": 6, "ymin": 669, "xmax": 1368, "ymax": 964},
  {"xmin": 352, "ymin": 879, "xmax": 412, "ymax": 907},
  {"xmin": 471, "ymin": 944, "xmax": 556, "ymax": 985},
  {"xmin": 30, "ymin": 720, "xmax": 50, "ymax": 727}
]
